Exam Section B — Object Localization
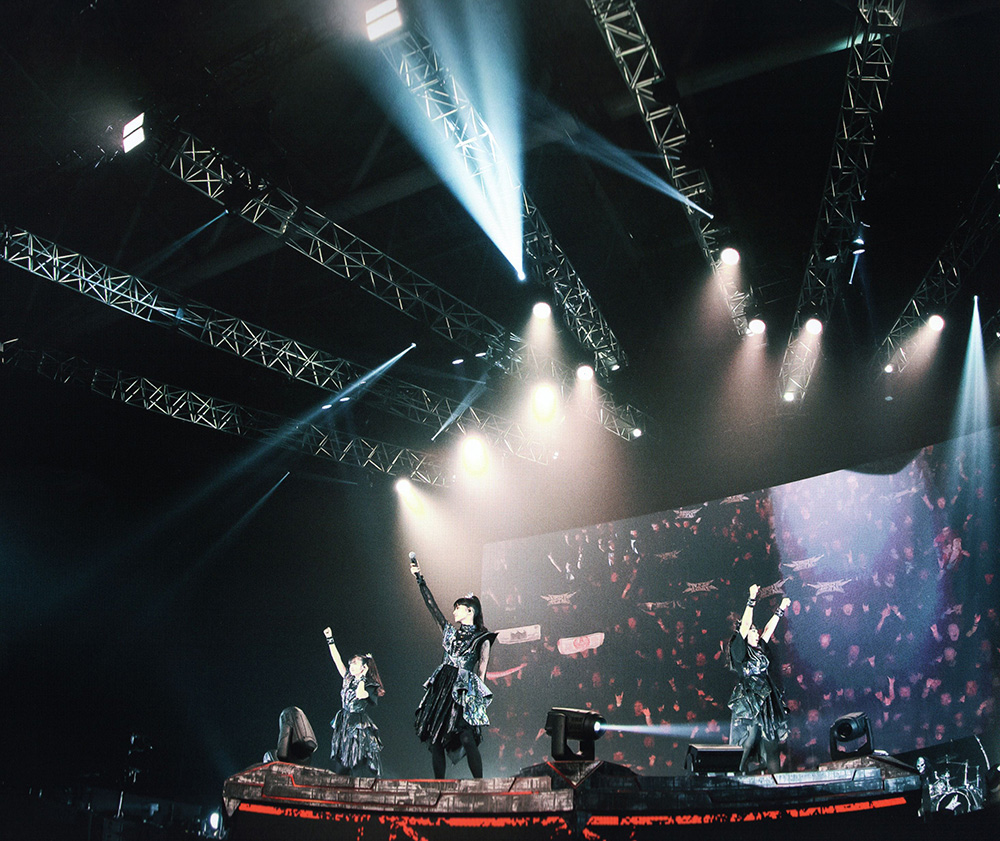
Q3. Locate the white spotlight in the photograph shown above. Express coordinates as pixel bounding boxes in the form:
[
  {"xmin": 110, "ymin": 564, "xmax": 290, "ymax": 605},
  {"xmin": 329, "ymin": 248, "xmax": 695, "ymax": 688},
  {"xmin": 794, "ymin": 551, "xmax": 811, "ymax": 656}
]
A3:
[
  {"xmin": 883, "ymin": 363, "xmax": 894, "ymax": 374},
  {"xmin": 531, "ymin": 383, "xmax": 558, "ymax": 424},
  {"xmin": 928, "ymin": 314, "xmax": 945, "ymax": 332},
  {"xmin": 461, "ymin": 436, "xmax": 489, "ymax": 476},
  {"xmin": 532, "ymin": 301, "xmax": 552, "ymax": 319},
  {"xmin": 805, "ymin": 317, "xmax": 823, "ymax": 336},
  {"xmin": 452, "ymin": 358, "xmax": 464, "ymax": 365},
  {"xmin": 394, "ymin": 477, "xmax": 411, "ymax": 494},
  {"xmin": 366, "ymin": 0, "xmax": 402, "ymax": 41},
  {"xmin": 122, "ymin": 113, "xmax": 145, "ymax": 153},
  {"xmin": 783, "ymin": 391, "xmax": 796, "ymax": 402},
  {"xmin": 720, "ymin": 247, "xmax": 740, "ymax": 266},
  {"xmin": 748, "ymin": 317, "xmax": 766, "ymax": 336},
  {"xmin": 576, "ymin": 364, "xmax": 594, "ymax": 382},
  {"xmin": 631, "ymin": 427, "xmax": 643, "ymax": 439}
]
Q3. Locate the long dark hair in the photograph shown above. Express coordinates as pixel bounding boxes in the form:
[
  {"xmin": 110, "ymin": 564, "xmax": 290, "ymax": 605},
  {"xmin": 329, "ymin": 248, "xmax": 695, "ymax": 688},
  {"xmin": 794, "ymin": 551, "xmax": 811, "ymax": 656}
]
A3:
[
  {"xmin": 351, "ymin": 653, "xmax": 385, "ymax": 697},
  {"xmin": 453, "ymin": 594, "xmax": 486, "ymax": 630}
]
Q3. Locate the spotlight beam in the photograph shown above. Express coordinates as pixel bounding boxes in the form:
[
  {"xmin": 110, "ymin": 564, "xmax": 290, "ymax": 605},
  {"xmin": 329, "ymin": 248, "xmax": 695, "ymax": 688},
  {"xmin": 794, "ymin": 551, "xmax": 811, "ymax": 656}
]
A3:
[
  {"xmin": 0, "ymin": 225, "xmax": 550, "ymax": 464},
  {"xmin": 148, "ymin": 127, "xmax": 647, "ymax": 441}
]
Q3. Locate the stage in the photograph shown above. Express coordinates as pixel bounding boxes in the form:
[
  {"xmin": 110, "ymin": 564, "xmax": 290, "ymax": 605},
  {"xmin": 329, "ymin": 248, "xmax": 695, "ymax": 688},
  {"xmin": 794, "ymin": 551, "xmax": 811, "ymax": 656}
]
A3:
[{"xmin": 218, "ymin": 754, "xmax": 987, "ymax": 841}]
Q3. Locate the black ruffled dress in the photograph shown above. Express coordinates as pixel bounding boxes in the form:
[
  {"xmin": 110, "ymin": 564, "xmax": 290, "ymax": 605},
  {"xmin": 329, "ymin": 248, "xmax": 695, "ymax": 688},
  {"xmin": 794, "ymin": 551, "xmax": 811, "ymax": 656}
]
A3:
[
  {"xmin": 727, "ymin": 633, "xmax": 789, "ymax": 759},
  {"xmin": 330, "ymin": 674, "xmax": 383, "ymax": 776},
  {"xmin": 413, "ymin": 574, "xmax": 497, "ymax": 764}
]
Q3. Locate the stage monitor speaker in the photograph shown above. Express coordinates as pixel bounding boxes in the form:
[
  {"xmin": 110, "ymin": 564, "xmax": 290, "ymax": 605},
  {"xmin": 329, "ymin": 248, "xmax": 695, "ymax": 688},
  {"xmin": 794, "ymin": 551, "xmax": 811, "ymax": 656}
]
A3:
[{"xmin": 685, "ymin": 743, "xmax": 743, "ymax": 774}]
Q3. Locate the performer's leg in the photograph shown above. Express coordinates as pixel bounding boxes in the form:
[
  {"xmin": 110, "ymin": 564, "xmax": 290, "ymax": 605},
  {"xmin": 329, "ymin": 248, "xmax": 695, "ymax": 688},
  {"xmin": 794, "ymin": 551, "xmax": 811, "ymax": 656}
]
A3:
[
  {"xmin": 458, "ymin": 729, "xmax": 483, "ymax": 779},
  {"xmin": 761, "ymin": 738, "xmax": 781, "ymax": 773},
  {"xmin": 739, "ymin": 723, "xmax": 760, "ymax": 774},
  {"xmin": 431, "ymin": 742, "xmax": 447, "ymax": 779}
]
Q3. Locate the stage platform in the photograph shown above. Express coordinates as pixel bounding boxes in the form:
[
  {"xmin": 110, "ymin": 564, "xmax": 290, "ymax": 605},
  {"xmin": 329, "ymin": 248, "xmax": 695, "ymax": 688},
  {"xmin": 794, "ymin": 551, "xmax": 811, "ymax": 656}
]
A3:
[{"xmin": 219, "ymin": 755, "xmax": 970, "ymax": 841}]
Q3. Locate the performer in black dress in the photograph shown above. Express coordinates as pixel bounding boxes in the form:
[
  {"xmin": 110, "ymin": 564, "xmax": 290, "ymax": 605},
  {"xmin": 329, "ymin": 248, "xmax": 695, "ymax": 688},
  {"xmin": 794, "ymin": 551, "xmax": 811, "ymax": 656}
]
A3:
[
  {"xmin": 410, "ymin": 552, "xmax": 497, "ymax": 779},
  {"xmin": 727, "ymin": 584, "xmax": 791, "ymax": 773},
  {"xmin": 323, "ymin": 626, "xmax": 384, "ymax": 777}
]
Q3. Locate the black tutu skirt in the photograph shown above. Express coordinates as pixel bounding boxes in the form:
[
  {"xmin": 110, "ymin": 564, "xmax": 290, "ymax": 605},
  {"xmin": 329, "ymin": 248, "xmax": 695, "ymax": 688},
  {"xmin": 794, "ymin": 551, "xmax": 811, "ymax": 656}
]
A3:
[
  {"xmin": 729, "ymin": 673, "xmax": 789, "ymax": 746},
  {"xmin": 414, "ymin": 664, "xmax": 482, "ymax": 761},
  {"xmin": 330, "ymin": 709, "xmax": 383, "ymax": 776}
]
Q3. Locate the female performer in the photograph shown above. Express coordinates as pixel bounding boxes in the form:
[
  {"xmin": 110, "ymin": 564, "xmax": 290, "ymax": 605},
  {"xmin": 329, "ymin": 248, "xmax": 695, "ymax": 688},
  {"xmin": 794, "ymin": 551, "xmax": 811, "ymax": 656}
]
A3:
[
  {"xmin": 410, "ymin": 552, "xmax": 497, "ymax": 779},
  {"xmin": 323, "ymin": 626, "xmax": 384, "ymax": 777},
  {"xmin": 727, "ymin": 584, "xmax": 791, "ymax": 773}
]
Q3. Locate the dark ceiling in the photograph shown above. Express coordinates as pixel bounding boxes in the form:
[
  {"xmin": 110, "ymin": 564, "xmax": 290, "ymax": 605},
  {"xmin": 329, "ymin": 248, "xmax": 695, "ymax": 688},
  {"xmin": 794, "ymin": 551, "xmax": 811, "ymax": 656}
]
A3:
[{"xmin": 3, "ymin": 0, "xmax": 1000, "ymax": 520}]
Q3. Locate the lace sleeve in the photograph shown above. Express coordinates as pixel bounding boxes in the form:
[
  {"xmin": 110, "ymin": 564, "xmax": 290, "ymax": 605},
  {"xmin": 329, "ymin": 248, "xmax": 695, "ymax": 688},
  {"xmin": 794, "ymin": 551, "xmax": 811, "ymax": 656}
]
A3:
[{"xmin": 416, "ymin": 574, "xmax": 448, "ymax": 630}]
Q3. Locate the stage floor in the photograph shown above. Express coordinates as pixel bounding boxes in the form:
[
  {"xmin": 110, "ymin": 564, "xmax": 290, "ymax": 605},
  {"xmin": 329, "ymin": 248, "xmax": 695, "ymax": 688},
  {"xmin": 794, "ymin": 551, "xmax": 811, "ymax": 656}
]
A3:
[{"xmin": 220, "ymin": 755, "xmax": 966, "ymax": 841}]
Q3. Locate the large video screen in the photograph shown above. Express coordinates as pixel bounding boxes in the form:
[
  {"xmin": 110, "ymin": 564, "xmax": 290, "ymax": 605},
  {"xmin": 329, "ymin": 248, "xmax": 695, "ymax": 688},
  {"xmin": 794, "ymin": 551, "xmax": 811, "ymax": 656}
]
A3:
[{"xmin": 481, "ymin": 439, "xmax": 998, "ymax": 775}]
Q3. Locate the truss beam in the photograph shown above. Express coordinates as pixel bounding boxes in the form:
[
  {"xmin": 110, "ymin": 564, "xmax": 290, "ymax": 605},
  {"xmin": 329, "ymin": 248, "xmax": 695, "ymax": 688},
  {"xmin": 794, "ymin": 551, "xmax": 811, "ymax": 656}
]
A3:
[
  {"xmin": 779, "ymin": 0, "xmax": 906, "ymax": 404},
  {"xmin": 585, "ymin": 0, "xmax": 747, "ymax": 335},
  {"xmin": 880, "ymin": 149, "xmax": 1000, "ymax": 365},
  {"xmin": 0, "ymin": 339, "xmax": 448, "ymax": 486},
  {"xmin": 150, "ymin": 125, "xmax": 648, "ymax": 439},
  {"xmin": 1, "ymin": 224, "xmax": 548, "ymax": 464}
]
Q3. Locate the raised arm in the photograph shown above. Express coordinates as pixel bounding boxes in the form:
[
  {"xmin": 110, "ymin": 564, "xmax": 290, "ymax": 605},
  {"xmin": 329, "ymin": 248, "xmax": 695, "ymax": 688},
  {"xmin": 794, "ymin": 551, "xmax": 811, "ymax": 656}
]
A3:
[
  {"xmin": 323, "ymin": 627, "xmax": 347, "ymax": 678},
  {"xmin": 761, "ymin": 597, "xmax": 791, "ymax": 643},
  {"xmin": 739, "ymin": 584, "xmax": 759, "ymax": 639},
  {"xmin": 410, "ymin": 553, "xmax": 447, "ymax": 630}
]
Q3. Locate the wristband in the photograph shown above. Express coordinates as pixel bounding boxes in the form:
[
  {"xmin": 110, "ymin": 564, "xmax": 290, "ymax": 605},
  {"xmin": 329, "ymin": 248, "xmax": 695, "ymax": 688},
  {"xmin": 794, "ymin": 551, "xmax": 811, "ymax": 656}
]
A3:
[
  {"xmin": 746, "ymin": 598, "xmax": 757, "ymax": 608},
  {"xmin": 773, "ymin": 606, "xmax": 785, "ymax": 617},
  {"xmin": 325, "ymin": 636, "xmax": 335, "ymax": 645}
]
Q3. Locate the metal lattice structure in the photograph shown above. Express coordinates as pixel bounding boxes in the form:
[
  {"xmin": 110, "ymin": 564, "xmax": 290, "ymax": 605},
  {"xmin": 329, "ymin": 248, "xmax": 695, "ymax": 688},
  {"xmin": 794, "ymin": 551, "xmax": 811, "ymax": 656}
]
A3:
[
  {"xmin": 585, "ymin": 0, "xmax": 746, "ymax": 335},
  {"xmin": 0, "ymin": 339, "xmax": 449, "ymax": 486},
  {"xmin": 880, "ymin": 149, "xmax": 1000, "ymax": 362},
  {"xmin": 379, "ymin": 24, "xmax": 628, "ymax": 376},
  {"xmin": 0, "ymin": 224, "xmax": 549, "ymax": 464},
  {"xmin": 779, "ymin": 0, "xmax": 906, "ymax": 404},
  {"xmin": 152, "ymin": 126, "xmax": 649, "ymax": 439}
]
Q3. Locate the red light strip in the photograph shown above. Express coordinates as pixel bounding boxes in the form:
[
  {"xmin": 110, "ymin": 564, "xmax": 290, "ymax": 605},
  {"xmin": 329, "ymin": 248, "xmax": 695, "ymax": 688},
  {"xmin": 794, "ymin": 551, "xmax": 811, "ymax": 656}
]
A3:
[{"xmin": 586, "ymin": 796, "xmax": 909, "ymax": 826}]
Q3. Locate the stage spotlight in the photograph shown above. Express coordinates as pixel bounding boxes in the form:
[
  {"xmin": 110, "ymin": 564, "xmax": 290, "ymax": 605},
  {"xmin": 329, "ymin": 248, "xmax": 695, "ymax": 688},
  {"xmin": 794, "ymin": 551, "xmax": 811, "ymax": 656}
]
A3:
[
  {"xmin": 576, "ymin": 364, "xmax": 594, "ymax": 382},
  {"xmin": 720, "ymin": 247, "xmax": 740, "ymax": 266},
  {"xmin": 122, "ymin": 113, "xmax": 145, "ymax": 153},
  {"xmin": 532, "ymin": 301, "xmax": 552, "ymax": 319},
  {"xmin": 748, "ymin": 317, "xmax": 766, "ymax": 336},
  {"xmin": 805, "ymin": 317, "xmax": 823, "ymax": 336},
  {"xmin": 631, "ymin": 427, "xmax": 642, "ymax": 439},
  {"xmin": 783, "ymin": 390, "xmax": 797, "ymax": 402},
  {"xmin": 884, "ymin": 363, "xmax": 894, "ymax": 374},
  {"xmin": 366, "ymin": 0, "xmax": 402, "ymax": 41},
  {"xmin": 829, "ymin": 711, "xmax": 873, "ymax": 760},
  {"xmin": 461, "ymin": 435, "xmax": 489, "ymax": 476},
  {"xmin": 852, "ymin": 235, "xmax": 865, "ymax": 255},
  {"xmin": 394, "ymin": 478, "xmax": 424, "ymax": 514},
  {"xmin": 544, "ymin": 707, "xmax": 606, "ymax": 762},
  {"xmin": 531, "ymin": 383, "xmax": 558, "ymax": 424},
  {"xmin": 928, "ymin": 314, "xmax": 945, "ymax": 332},
  {"xmin": 452, "ymin": 358, "xmax": 464, "ymax": 365}
]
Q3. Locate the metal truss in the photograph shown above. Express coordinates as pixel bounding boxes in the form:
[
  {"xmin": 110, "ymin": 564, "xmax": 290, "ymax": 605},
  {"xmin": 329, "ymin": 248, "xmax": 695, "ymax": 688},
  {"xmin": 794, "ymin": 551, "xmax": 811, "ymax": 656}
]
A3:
[
  {"xmin": 879, "ymin": 149, "xmax": 1000, "ymax": 364},
  {"xmin": 585, "ymin": 0, "xmax": 747, "ymax": 335},
  {"xmin": 151, "ymin": 125, "xmax": 649, "ymax": 439},
  {"xmin": 0, "ymin": 338, "xmax": 449, "ymax": 486},
  {"xmin": 1, "ymin": 224, "xmax": 548, "ymax": 464},
  {"xmin": 379, "ymin": 25, "xmax": 628, "ymax": 377},
  {"xmin": 779, "ymin": 0, "xmax": 906, "ymax": 404}
]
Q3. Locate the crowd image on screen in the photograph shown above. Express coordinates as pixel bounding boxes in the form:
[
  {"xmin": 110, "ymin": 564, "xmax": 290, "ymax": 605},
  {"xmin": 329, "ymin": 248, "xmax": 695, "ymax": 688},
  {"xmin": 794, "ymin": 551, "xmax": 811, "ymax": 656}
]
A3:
[{"xmin": 480, "ymin": 434, "xmax": 999, "ymax": 775}]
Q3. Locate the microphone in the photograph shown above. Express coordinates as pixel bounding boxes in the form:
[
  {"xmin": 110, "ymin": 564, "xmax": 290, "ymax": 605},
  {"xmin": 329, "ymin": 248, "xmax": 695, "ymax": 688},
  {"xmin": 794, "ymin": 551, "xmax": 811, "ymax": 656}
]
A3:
[{"xmin": 409, "ymin": 552, "xmax": 417, "ymax": 562}]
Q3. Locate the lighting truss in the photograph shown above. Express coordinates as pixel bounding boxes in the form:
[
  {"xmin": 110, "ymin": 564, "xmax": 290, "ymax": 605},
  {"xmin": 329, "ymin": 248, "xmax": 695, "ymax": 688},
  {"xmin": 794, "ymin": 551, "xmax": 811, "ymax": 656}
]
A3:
[
  {"xmin": 151, "ymin": 125, "xmax": 648, "ymax": 440},
  {"xmin": 879, "ymin": 148, "xmax": 1000, "ymax": 360},
  {"xmin": 779, "ymin": 0, "xmax": 906, "ymax": 405},
  {"xmin": 0, "ymin": 339, "xmax": 449, "ymax": 486},
  {"xmin": 0, "ymin": 224, "xmax": 548, "ymax": 464},
  {"xmin": 378, "ymin": 24, "xmax": 628, "ymax": 377},
  {"xmin": 584, "ymin": 0, "xmax": 747, "ymax": 335}
]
